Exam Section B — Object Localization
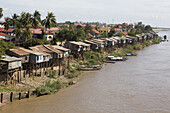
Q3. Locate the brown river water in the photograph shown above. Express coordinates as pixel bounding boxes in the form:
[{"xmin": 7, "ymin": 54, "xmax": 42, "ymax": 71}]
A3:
[{"xmin": 1, "ymin": 31, "xmax": 170, "ymax": 113}]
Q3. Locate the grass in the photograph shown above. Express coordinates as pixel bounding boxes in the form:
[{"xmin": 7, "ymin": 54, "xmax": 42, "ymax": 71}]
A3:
[
  {"xmin": 128, "ymin": 43, "xmax": 141, "ymax": 50},
  {"xmin": 143, "ymin": 40, "xmax": 151, "ymax": 46},
  {"xmin": 36, "ymin": 80, "xmax": 64, "ymax": 94},
  {"xmin": 83, "ymin": 51, "xmax": 105, "ymax": 66},
  {"xmin": 152, "ymin": 38, "xmax": 161, "ymax": 44},
  {"xmin": 48, "ymin": 70, "xmax": 57, "ymax": 78},
  {"xmin": 0, "ymin": 87, "xmax": 15, "ymax": 92},
  {"xmin": 109, "ymin": 48, "xmax": 135, "ymax": 57}
]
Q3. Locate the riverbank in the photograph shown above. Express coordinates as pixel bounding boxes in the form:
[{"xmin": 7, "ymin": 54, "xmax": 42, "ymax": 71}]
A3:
[
  {"xmin": 0, "ymin": 37, "xmax": 161, "ymax": 108},
  {"xmin": 2, "ymin": 35, "xmax": 170, "ymax": 113}
]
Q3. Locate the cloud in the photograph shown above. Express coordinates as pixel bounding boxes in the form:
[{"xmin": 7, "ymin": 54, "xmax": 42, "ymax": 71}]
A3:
[{"xmin": 0, "ymin": 0, "xmax": 170, "ymax": 27}]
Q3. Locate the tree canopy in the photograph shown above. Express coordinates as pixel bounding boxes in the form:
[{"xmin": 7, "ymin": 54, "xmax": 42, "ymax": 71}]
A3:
[{"xmin": 0, "ymin": 8, "xmax": 3, "ymax": 19}]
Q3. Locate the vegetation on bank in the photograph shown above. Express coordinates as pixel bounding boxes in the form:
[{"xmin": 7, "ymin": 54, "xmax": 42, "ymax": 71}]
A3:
[
  {"xmin": 109, "ymin": 38, "xmax": 160, "ymax": 57},
  {"xmin": 23, "ymin": 38, "xmax": 51, "ymax": 48},
  {"xmin": 152, "ymin": 38, "xmax": 161, "ymax": 44},
  {"xmin": 0, "ymin": 40, "xmax": 16, "ymax": 55},
  {"xmin": 36, "ymin": 80, "xmax": 64, "ymax": 94}
]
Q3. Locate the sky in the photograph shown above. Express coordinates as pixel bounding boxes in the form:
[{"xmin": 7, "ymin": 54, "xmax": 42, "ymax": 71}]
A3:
[{"xmin": 0, "ymin": 0, "xmax": 170, "ymax": 27}]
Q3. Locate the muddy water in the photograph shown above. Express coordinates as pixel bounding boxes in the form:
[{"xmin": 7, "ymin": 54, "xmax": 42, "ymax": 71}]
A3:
[{"xmin": 1, "ymin": 31, "xmax": 170, "ymax": 113}]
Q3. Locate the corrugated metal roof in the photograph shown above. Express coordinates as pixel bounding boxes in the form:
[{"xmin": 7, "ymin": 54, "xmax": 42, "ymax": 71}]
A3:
[
  {"xmin": 29, "ymin": 45, "xmax": 52, "ymax": 56},
  {"xmin": 19, "ymin": 47, "xmax": 36, "ymax": 53},
  {"xmin": 78, "ymin": 42, "xmax": 90, "ymax": 46},
  {"xmin": 0, "ymin": 56, "xmax": 22, "ymax": 62},
  {"xmin": 30, "ymin": 52, "xmax": 43, "ymax": 56},
  {"xmin": 90, "ymin": 39, "xmax": 104, "ymax": 44},
  {"xmin": 44, "ymin": 45, "xmax": 63, "ymax": 54},
  {"xmin": 52, "ymin": 45, "xmax": 70, "ymax": 51},
  {"xmin": 69, "ymin": 41, "xmax": 82, "ymax": 46},
  {"xmin": 84, "ymin": 40, "xmax": 98, "ymax": 45},
  {"xmin": 9, "ymin": 48, "xmax": 30, "ymax": 56}
]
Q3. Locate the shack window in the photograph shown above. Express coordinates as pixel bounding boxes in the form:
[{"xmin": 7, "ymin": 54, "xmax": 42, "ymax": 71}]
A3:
[{"xmin": 37, "ymin": 56, "xmax": 39, "ymax": 61}]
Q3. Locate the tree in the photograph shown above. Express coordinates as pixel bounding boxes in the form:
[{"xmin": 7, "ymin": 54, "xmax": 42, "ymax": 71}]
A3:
[
  {"xmin": 0, "ymin": 8, "xmax": 3, "ymax": 19},
  {"xmin": 24, "ymin": 38, "xmax": 50, "ymax": 48},
  {"xmin": 108, "ymin": 27, "xmax": 116, "ymax": 37},
  {"xmin": 15, "ymin": 21, "xmax": 22, "ymax": 44},
  {"xmin": 100, "ymin": 32, "xmax": 108, "ymax": 38},
  {"xmin": 55, "ymin": 28, "xmax": 68, "ymax": 43},
  {"xmin": 76, "ymin": 28, "xmax": 86, "ymax": 41},
  {"xmin": 116, "ymin": 31, "xmax": 124, "ymax": 37},
  {"xmin": 145, "ymin": 25, "xmax": 152, "ymax": 32},
  {"xmin": 20, "ymin": 12, "xmax": 33, "ymax": 41},
  {"xmin": 11, "ymin": 13, "xmax": 19, "ymax": 27},
  {"xmin": 128, "ymin": 32, "xmax": 136, "ymax": 37},
  {"xmin": 31, "ymin": 10, "xmax": 41, "ymax": 28},
  {"xmin": 42, "ymin": 12, "xmax": 57, "ymax": 30},
  {"xmin": 4, "ymin": 17, "xmax": 12, "ymax": 30},
  {"xmin": 84, "ymin": 23, "xmax": 92, "ymax": 33},
  {"xmin": 135, "ymin": 22, "xmax": 145, "ymax": 33}
]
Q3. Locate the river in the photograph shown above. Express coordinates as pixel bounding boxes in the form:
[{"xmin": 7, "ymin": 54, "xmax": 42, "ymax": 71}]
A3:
[{"xmin": 1, "ymin": 31, "xmax": 170, "ymax": 113}]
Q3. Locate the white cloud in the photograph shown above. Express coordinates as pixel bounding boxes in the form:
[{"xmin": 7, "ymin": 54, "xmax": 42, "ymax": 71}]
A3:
[{"xmin": 0, "ymin": 0, "xmax": 170, "ymax": 27}]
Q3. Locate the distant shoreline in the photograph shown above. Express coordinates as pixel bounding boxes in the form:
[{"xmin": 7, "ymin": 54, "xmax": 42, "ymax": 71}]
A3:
[{"xmin": 153, "ymin": 29, "xmax": 168, "ymax": 31}]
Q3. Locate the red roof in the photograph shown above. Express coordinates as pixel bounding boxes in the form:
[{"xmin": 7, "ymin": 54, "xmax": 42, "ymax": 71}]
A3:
[
  {"xmin": 98, "ymin": 25, "xmax": 104, "ymax": 28},
  {"xmin": 36, "ymin": 26, "xmax": 45, "ymax": 30},
  {"xmin": 3, "ymin": 28, "xmax": 14, "ymax": 33},
  {"xmin": 123, "ymin": 32, "xmax": 128, "ymax": 35},
  {"xmin": 47, "ymin": 27, "xmax": 62, "ymax": 31},
  {"xmin": 30, "ymin": 29, "xmax": 53, "ymax": 35},
  {"xmin": 92, "ymin": 29, "xmax": 99, "ymax": 34},
  {"xmin": 91, "ymin": 25, "xmax": 96, "ymax": 28},
  {"xmin": 88, "ymin": 33, "xmax": 94, "ymax": 38},
  {"xmin": 0, "ymin": 21, "xmax": 5, "ymax": 24},
  {"xmin": 0, "ymin": 33, "xmax": 8, "ymax": 37},
  {"xmin": 115, "ymin": 28, "xmax": 122, "ymax": 32},
  {"xmin": 30, "ymin": 29, "xmax": 42, "ymax": 34},
  {"xmin": 74, "ymin": 23, "xmax": 82, "ymax": 26},
  {"xmin": 0, "ymin": 38, "xmax": 4, "ymax": 40},
  {"xmin": 0, "ymin": 28, "xmax": 3, "ymax": 32}
]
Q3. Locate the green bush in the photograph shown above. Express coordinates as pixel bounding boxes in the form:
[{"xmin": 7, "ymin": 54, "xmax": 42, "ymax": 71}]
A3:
[
  {"xmin": 69, "ymin": 55, "xmax": 74, "ymax": 59},
  {"xmin": 129, "ymin": 44, "xmax": 141, "ymax": 50},
  {"xmin": 66, "ymin": 74, "xmax": 77, "ymax": 79},
  {"xmin": 110, "ymin": 52, "xmax": 122, "ymax": 57},
  {"xmin": 86, "ymin": 59, "xmax": 100, "ymax": 66},
  {"xmin": 143, "ymin": 41, "xmax": 151, "ymax": 46},
  {"xmin": 0, "ymin": 40, "xmax": 16, "ymax": 55},
  {"xmin": 23, "ymin": 38, "xmax": 51, "ymax": 48},
  {"xmin": 120, "ymin": 48, "xmax": 134, "ymax": 55},
  {"xmin": 36, "ymin": 80, "xmax": 64, "ymax": 94},
  {"xmin": 152, "ymin": 38, "xmax": 160, "ymax": 44},
  {"xmin": 48, "ymin": 70, "xmax": 57, "ymax": 78}
]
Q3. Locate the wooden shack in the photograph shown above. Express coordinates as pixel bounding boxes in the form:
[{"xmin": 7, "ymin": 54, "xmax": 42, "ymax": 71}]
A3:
[
  {"xmin": 0, "ymin": 56, "xmax": 22, "ymax": 82},
  {"xmin": 52, "ymin": 45, "xmax": 70, "ymax": 58},
  {"xmin": 84, "ymin": 40, "xmax": 99, "ymax": 51}
]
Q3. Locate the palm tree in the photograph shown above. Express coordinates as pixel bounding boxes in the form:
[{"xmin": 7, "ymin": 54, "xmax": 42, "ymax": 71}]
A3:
[
  {"xmin": 4, "ymin": 17, "xmax": 11, "ymax": 30},
  {"xmin": 31, "ymin": 10, "xmax": 41, "ymax": 28},
  {"xmin": 20, "ymin": 12, "xmax": 33, "ymax": 41},
  {"xmin": 0, "ymin": 8, "xmax": 3, "ymax": 19},
  {"xmin": 4, "ymin": 17, "xmax": 12, "ymax": 41},
  {"xmin": 14, "ymin": 21, "xmax": 22, "ymax": 45},
  {"xmin": 42, "ymin": 12, "xmax": 56, "ymax": 39},
  {"xmin": 11, "ymin": 13, "xmax": 19, "ymax": 27}
]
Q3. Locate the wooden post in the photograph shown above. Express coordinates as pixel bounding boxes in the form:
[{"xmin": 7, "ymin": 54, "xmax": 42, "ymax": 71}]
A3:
[
  {"xmin": 26, "ymin": 91, "xmax": 30, "ymax": 98},
  {"xmin": 59, "ymin": 59, "xmax": 61, "ymax": 76},
  {"xmin": 10, "ymin": 92, "xmax": 13, "ymax": 102},
  {"xmin": 1, "ymin": 93, "xmax": 3, "ymax": 103},
  {"xmin": 17, "ymin": 71, "xmax": 19, "ymax": 83},
  {"xmin": 20, "ymin": 67, "xmax": 22, "ymax": 81},
  {"xmin": 19, "ymin": 92, "xmax": 21, "ymax": 100}
]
